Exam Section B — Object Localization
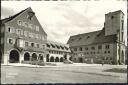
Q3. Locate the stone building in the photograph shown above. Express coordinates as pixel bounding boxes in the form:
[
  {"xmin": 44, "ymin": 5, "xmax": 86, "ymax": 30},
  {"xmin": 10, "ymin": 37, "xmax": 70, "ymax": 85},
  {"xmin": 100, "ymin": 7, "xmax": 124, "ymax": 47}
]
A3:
[
  {"xmin": 0, "ymin": 7, "xmax": 47, "ymax": 64},
  {"xmin": 67, "ymin": 10, "xmax": 126, "ymax": 65},
  {"xmin": 46, "ymin": 41, "xmax": 71, "ymax": 62}
]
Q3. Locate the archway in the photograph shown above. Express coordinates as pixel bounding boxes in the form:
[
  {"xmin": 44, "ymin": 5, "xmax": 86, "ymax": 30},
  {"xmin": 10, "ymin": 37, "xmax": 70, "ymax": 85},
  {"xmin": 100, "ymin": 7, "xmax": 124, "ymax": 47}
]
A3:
[
  {"xmin": 46, "ymin": 54, "xmax": 49, "ymax": 62},
  {"xmin": 60, "ymin": 57, "xmax": 63, "ymax": 62},
  {"xmin": 55, "ymin": 57, "xmax": 59, "ymax": 62},
  {"xmin": 78, "ymin": 57, "xmax": 83, "ymax": 63},
  {"xmin": 24, "ymin": 52, "xmax": 30, "ymax": 61},
  {"xmin": 31, "ymin": 53, "xmax": 37, "ymax": 61},
  {"xmin": 9, "ymin": 50, "xmax": 19, "ymax": 63},
  {"xmin": 50, "ymin": 56, "xmax": 54, "ymax": 62},
  {"xmin": 39, "ymin": 54, "xmax": 43, "ymax": 60}
]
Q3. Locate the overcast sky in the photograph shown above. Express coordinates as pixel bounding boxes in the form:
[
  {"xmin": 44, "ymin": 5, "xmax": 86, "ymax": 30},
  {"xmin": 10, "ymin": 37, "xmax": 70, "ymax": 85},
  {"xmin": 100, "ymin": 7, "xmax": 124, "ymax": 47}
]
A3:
[{"xmin": 1, "ymin": 0, "xmax": 127, "ymax": 45}]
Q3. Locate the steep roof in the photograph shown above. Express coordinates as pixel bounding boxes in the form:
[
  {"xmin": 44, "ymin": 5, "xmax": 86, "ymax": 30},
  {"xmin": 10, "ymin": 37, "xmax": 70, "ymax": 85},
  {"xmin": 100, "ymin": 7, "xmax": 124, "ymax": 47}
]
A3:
[
  {"xmin": 1, "ymin": 7, "xmax": 47, "ymax": 36},
  {"xmin": 1, "ymin": 7, "xmax": 30, "ymax": 24},
  {"xmin": 67, "ymin": 28, "xmax": 117, "ymax": 47}
]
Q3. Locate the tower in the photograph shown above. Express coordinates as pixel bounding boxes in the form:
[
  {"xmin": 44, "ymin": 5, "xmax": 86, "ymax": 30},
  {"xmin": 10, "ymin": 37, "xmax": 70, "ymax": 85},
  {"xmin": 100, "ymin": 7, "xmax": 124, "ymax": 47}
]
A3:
[{"xmin": 105, "ymin": 10, "xmax": 125, "ymax": 64}]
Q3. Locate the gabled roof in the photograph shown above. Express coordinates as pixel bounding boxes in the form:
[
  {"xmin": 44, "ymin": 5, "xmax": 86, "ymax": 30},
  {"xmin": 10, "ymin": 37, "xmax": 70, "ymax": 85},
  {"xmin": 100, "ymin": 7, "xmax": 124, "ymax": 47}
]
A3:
[
  {"xmin": 67, "ymin": 28, "xmax": 117, "ymax": 47},
  {"xmin": 1, "ymin": 7, "xmax": 47, "ymax": 36},
  {"xmin": 1, "ymin": 7, "xmax": 30, "ymax": 24}
]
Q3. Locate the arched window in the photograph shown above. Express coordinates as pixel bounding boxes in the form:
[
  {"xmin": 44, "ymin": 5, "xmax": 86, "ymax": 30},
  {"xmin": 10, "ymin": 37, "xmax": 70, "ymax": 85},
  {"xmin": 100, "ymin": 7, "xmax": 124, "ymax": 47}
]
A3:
[
  {"xmin": 32, "ymin": 53, "xmax": 37, "ymax": 61},
  {"xmin": 24, "ymin": 52, "xmax": 30, "ymax": 61},
  {"xmin": 50, "ymin": 56, "xmax": 54, "ymax": 62},
  {"xmin": 60, "ymin": 57, "xmax": 63, "ymax": 62},
  {"xmin": 55, "ymin": 57, "xmax": 59, "ymax": 62},
  {"xmin": 9, "ymin": 50, "xmax": 19, "ymax": 63}
]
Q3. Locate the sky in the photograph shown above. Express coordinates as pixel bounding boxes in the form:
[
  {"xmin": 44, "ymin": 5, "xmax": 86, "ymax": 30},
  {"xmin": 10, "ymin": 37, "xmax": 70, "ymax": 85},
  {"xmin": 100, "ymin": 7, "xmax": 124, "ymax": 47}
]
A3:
[{"xmin": 1, "ymin": 0, "xmax": 127, "ymax": 45}]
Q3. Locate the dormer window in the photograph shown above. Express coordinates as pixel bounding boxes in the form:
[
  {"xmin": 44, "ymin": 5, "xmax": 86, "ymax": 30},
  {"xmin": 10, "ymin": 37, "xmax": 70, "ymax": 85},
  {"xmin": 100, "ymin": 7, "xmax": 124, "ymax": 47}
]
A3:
[
  {"xmin": 87, "ymin": 36, "xmax": 90, "ymax": 39},
  {"xmin": 111, "ymin": 16, "xmax": 114, "ymax": 19},
  {"xmin": 27, "ymin": 11, "xmax": 35, "ymax": 20},
  {"xmin": 17, "ymin": 20, "xmax": 22, "ymax": 26}
]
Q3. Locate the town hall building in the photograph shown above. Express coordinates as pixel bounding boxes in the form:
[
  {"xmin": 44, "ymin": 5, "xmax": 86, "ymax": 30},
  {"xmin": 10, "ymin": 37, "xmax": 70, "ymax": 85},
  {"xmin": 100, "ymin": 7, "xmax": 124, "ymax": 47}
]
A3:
[
  {"xmin": 67, "ymin": 10, "xmax": 126, "ymax": 65},
  {"xmin": 0, "ymin": 7, "xmax": 47, "ymax": 64}
]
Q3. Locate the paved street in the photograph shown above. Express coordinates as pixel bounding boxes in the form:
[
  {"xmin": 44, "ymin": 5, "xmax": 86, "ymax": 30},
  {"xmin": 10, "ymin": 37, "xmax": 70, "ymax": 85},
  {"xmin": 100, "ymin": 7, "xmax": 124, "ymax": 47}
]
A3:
[{"xmin": 1, "ymin": 64, "xmax": 127, "ymax": 84}]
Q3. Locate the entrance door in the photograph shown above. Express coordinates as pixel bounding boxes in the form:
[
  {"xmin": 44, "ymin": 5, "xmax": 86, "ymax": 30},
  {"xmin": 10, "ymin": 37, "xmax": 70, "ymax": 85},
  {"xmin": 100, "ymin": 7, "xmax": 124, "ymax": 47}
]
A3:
[
  {"xmin": 9, "ymin": 50, "xmax": 19, "ymax": 63},
  {"xmin": 24, "ymin": 52, "xmax": 30, "ymax": 61},
  {"xmin": 79, "ymin": 57, "xmax": 83, "ymax": 63}
]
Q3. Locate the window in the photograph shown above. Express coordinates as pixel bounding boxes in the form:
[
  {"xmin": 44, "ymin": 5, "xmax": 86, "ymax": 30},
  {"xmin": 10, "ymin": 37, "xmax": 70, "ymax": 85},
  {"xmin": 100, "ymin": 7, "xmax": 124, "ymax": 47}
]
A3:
[
  {"xmin": 37, "ymin": 44, "xmax": 39, "ymax": 48},
  {"xmin": 8, "ymin": 27, "xmax": 11, "ymax": 32},
  {"xmin": 79, "ymin": 47, "xmax": 82, "ymax": 51},
  {"xmin": 22, "ymin": 22, "xmax": 28, "ymax": 28},
  {"xmin": 36, "ymin": 26, "xmax": 39, "ymax": 31},
  {"xmin": 47, "ymin": 44, "xmax": 50, "ymax": 48},
  {"xmin": 42, "ymin": 45, "xmax": 45, "ymax": 49},
  {"xmin": 17, "ymin": 20, "xmax": 22, "ymax": 26},
  {"xmin": 104, "ymin": 51, "xmax": 106, "ymax": 54},
  {"xmin": 24, "ymin": 31, "xmax": 28, "ymax": 37},
  {"xmin": 74, "ymin": 48, "xmax": 77, "ymax": 51},
  {"xmin": 87, "ymin": 36, "xmax": 90, "ymax": 39},
  {"xmin": 16, "ymin": 29, "xmax": 21, "ymax": 35},
  {"xmin": 8, "ymin": 38, "xmax": 13, "ymax": 44},
  {"xmin": 97, "ymin": 51, "xmax": 100, "ymax": 54},
  {"xmin": 108, "ymin": 51, "xmax": 110, "ymax": 53},
  {"xmin": 111, "ymin": 16, "xmax": 114, "ymax": 19},
  {"xmin": 91, "ymin": 47, "xmax": 95, "ymax": 50},
  {"xmin": 28, "ymin": 23, "xmax": 32, "ymax": 29},
  {"xmin": 110, "ymin": 57, "xmax": 112, "ymax": 60},
  {"xmin": 87, "ymin": 52, "xmax": 89, "ymax": 54},
  {"xmin": 121, "ymin": 20, "xmax": 124, "ymax": 30},
  {"xmin": 85, "ymin": 47, "xmax": 88, "ymax": 50},
  {"xmin": 25, "ymin": 42, "xmax": 29, "ymax": 46},
  {"xmin": 20, "ymin": 30, "xmax": 23, "ymax": 35},
  {"xmin": 98, "ymin": 45, "xmax": 102, "ymax": 49},
  {"xmin": 105, "ymin": 45, "xmax": 110, "ymax": 49},
  {"xmin": 31, "ymin": 43, "xmax": 34, "ymax": 47}
]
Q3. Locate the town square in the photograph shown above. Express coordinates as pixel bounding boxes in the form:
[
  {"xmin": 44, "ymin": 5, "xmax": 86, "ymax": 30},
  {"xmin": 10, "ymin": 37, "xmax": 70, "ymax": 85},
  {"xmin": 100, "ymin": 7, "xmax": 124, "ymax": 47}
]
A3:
[{"xmin": 0, "ymin": 0, "xmax": 127, "ymax": 84}]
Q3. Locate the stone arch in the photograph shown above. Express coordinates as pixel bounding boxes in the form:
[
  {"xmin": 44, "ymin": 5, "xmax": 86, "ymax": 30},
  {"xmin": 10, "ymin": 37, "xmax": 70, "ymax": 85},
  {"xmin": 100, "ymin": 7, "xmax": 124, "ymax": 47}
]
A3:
[
  {"xmin": 9, "ymin": 49, "xmax": 20, "ymax": 63},
  {"xmin": 60, "ymin": 57, "xmax": 63, "ymax": 62},
  {"xmin": 55, "ymin": 57, "xmax": 59, "ymax": 62},
  {"xmin": 31, "ymin": 53, "xmax": 37, "ymax": 61},
  {"xmin": 24, "ymin": 52, "xmax": 30, "ymax": 61},
  {"xmin": 50, "ymin": 56, "xmax": 54, "ymax": 62}
]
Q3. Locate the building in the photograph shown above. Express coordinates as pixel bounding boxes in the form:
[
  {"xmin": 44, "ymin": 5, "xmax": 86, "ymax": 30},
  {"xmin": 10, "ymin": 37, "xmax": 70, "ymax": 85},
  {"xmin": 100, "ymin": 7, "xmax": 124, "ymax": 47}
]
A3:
[
  {"xmin": 46, "ymin": 41, "xmax": 71, "ymax": 62},
  {"xmin": 67, "ymin": 10, "xmax": 126, "ymax": 65},
  {"xmin": 0, "ymin": 7, "xmax": 47, "ymax": 65}
]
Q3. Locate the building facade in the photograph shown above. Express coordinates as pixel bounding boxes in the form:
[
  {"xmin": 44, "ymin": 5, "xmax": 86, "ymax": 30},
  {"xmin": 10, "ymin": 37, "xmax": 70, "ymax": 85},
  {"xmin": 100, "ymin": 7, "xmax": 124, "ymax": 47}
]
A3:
[
  {"xmin": 0, "ymin": 7, "xmax": 47, "ymax": 65},
  {"xmin": 67, "ymin": 10, "xmax": 126, "ymax": 65},
  {"xmin": 46, "ymin": 41, "xmax": 71, "ymax": 62}
]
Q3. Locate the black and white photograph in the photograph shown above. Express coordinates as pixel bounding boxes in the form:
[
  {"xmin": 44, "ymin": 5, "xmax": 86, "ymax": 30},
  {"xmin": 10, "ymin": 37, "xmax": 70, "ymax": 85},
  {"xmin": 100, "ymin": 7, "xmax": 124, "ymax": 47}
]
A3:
[{"xmin": 0, "ymin": 0, "xmax": 127, "ymax": 84}]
